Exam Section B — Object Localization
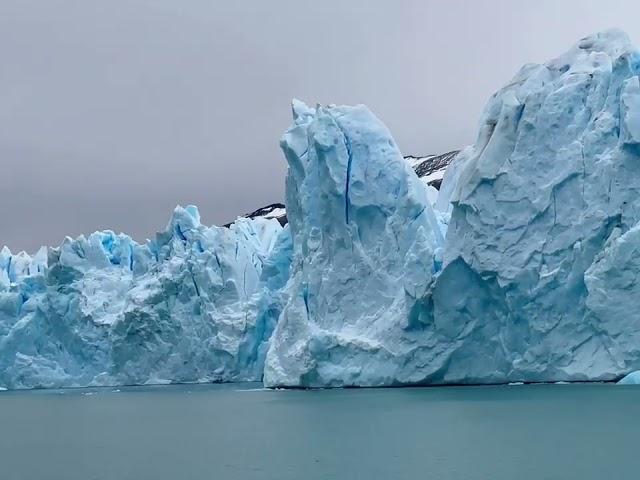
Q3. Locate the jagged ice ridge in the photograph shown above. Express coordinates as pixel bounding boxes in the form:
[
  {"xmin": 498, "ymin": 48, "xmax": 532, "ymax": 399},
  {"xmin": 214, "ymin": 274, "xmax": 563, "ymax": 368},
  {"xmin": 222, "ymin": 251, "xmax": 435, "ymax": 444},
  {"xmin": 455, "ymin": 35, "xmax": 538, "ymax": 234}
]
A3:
[{"xmin": 4, "ymin": 29, "xmax": 640, "ymax": 389}]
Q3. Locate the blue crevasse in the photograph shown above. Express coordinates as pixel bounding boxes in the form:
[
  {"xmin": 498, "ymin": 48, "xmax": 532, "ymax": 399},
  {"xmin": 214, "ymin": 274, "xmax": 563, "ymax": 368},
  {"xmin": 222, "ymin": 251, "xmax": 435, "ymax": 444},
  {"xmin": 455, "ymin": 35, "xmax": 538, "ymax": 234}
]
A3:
[{"xmin": 263, "ymin": 102, "xmax": 449, "ymax": 387}]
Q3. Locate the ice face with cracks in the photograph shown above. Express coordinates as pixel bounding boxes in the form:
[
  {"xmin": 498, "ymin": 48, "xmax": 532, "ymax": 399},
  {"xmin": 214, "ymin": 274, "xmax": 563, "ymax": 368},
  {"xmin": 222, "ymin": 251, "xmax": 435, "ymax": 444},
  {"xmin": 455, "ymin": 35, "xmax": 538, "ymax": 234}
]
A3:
[
  {"xmin": 5, "ymin": 30, "xmax": 640, "ymax": 389},
  {"xmin": 264, "ymin": 102, "xmax": 449, "ymax": 387},
  {"xmin": 267, "ymin": 30, "xmax": 640, "ymax": 386},
  {"xmin": 0, "ymin": 206, "xmax": 291, "ymax": 389}
]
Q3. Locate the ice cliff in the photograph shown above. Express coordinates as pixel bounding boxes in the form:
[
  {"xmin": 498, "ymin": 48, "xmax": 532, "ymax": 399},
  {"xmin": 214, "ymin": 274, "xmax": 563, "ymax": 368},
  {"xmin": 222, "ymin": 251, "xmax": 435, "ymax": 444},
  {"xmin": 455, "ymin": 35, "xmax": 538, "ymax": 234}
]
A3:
[
  {"xmin": 265, "ymin": 29, "xmax": 640, "ymax": 386},
  {"xmin": 0, "ymin": 207, "xmax": 291, "ymax": 388},
  {"xmin": 263, "ymin": 102, "xmax": 449, "ymax": 386},
  {"xmin": 4, "ymin": 29, "xmax": 640, "ymax": 390},
  {"xmin": 438, "ymin": 28, "xmax": 640, "ymax": 383}
]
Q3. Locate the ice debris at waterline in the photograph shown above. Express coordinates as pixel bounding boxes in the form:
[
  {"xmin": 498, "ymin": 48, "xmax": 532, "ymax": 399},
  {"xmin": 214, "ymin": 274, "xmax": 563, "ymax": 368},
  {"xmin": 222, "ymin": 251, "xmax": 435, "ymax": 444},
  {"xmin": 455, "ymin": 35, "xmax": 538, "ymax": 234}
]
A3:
[
  {"xmin": 617, "ymin": 371, "xmax": 640, "ymax": 384},
  {"xmin": 4, "ymin": 29, "xmax": 640, "ymax": 389}
]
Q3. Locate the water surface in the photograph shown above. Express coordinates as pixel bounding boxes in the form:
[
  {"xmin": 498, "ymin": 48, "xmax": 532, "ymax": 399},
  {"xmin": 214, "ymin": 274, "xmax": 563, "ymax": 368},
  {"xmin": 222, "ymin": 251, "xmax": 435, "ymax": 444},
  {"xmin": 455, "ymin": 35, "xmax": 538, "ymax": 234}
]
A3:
[{"xmin": 1, "ymin": 383, "xmax": 638, "ymax": 479}]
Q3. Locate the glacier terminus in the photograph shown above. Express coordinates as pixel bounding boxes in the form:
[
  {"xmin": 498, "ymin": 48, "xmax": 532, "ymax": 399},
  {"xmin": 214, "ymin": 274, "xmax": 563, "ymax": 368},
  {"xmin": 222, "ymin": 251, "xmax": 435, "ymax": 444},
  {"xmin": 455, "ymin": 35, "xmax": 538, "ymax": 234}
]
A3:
[{"xmin": 3, "ymin": 29, "xmax": 640, "ymax": 389}]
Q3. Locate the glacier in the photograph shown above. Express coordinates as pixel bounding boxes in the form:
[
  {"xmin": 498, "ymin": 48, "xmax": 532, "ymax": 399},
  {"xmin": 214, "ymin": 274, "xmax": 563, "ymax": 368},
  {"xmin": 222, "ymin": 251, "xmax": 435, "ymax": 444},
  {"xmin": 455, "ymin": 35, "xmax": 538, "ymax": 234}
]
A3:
[
  {"xmin": 4, "ymin": 29, "xmax": 640, "ymax": 389},
  {"xmin": 436, "ymin": 28, "xmax": 640, "ymax": 384},
  {"xmin": 0, "ymin": 206, "xmax": 291, "ymax": 389},
  {"xmin": 263, "ymin": 101, "xmax": 449, "ymax": 387},
  {"xmin": 266, "ymin": 28, "xmax": 640, "ymax": 386}
]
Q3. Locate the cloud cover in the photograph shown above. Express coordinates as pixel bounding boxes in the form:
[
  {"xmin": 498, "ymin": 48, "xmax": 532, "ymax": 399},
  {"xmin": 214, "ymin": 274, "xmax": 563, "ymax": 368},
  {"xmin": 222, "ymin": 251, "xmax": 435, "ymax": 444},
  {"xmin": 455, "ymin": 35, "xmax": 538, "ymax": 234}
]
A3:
[{"xmin": 2, "ymin": 0, "xmax": 639, "ymax": 251}]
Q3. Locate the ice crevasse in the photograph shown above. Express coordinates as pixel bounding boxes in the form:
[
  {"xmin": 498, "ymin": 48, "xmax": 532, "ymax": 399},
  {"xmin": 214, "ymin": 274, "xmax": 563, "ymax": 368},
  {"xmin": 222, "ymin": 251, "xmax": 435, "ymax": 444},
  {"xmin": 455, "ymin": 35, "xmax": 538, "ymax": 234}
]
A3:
[{"xmin": 4, "ymin": 29, "xmax": 640, "ymax": 389}]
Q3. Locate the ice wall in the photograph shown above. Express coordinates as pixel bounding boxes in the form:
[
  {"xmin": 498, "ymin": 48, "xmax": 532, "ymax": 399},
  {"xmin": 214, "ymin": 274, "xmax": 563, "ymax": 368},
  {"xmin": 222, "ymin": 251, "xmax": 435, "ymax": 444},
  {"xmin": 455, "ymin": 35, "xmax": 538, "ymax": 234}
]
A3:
[
  {"xmin": 266, "ymin": 30, "xmax": 640, "ymax": 386},
  {"xmin": 0, "ymin": 206, "xmax": 290, "ymax": 389},
  {"xmin": 5, "ymin": 29, "xmax": 640, "ymax": 390},
  {"xmin": 264, "ymin": 102, "xmax": 451, "ymax": 387},
  {"xmin": 435, "ymin": 29, "xmax": 640, "ymax": 382}
]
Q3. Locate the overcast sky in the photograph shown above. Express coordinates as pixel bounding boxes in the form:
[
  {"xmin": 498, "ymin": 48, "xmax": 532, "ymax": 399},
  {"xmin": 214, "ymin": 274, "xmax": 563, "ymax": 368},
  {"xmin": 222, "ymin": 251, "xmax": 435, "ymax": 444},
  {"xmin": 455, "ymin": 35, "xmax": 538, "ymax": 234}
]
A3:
[{"xmin": 2, "ymin": 0, "xmax": 640, "ymax": 251}]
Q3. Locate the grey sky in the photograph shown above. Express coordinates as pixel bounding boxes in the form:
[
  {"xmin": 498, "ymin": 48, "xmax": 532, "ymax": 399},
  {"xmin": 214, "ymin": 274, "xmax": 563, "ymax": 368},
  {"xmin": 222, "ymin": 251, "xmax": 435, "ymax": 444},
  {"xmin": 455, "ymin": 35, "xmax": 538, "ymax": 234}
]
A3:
[{"xmin": 2, "ymin": 0, "xmax": 639, "ymax": 251}]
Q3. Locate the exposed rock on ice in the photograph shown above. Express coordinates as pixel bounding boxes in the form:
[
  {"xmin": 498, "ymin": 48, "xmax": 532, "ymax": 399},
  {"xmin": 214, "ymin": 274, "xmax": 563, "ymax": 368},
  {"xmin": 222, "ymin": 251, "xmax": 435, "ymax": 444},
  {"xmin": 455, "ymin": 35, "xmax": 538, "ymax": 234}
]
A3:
[
  {"xmin": 234, "ymin": 153, "xmax": 459, "ymax": 227},
  {"xmin": 232, "ymin": 203, "xmax": 288, "ymax": 227},
  {"xmin": 407, "ymin": 151, "xmax": 460, "ymax": 189}
]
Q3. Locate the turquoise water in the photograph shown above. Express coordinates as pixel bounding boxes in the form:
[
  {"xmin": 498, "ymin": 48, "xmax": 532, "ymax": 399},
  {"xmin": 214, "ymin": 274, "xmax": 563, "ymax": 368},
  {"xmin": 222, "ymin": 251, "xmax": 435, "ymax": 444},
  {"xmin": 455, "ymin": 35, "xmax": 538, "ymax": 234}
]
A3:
[{"xmin": 0, "ymin": 383, "xmax": 638, "ymax": 480}]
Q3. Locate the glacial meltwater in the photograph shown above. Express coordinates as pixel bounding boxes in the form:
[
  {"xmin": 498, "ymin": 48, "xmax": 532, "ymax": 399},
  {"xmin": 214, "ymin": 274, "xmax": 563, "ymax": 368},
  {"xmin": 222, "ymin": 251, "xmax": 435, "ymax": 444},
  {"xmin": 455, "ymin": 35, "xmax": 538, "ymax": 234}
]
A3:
[{"xmin": 1, "ymin": 383, "xmax": 638, "ymax": 480}]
